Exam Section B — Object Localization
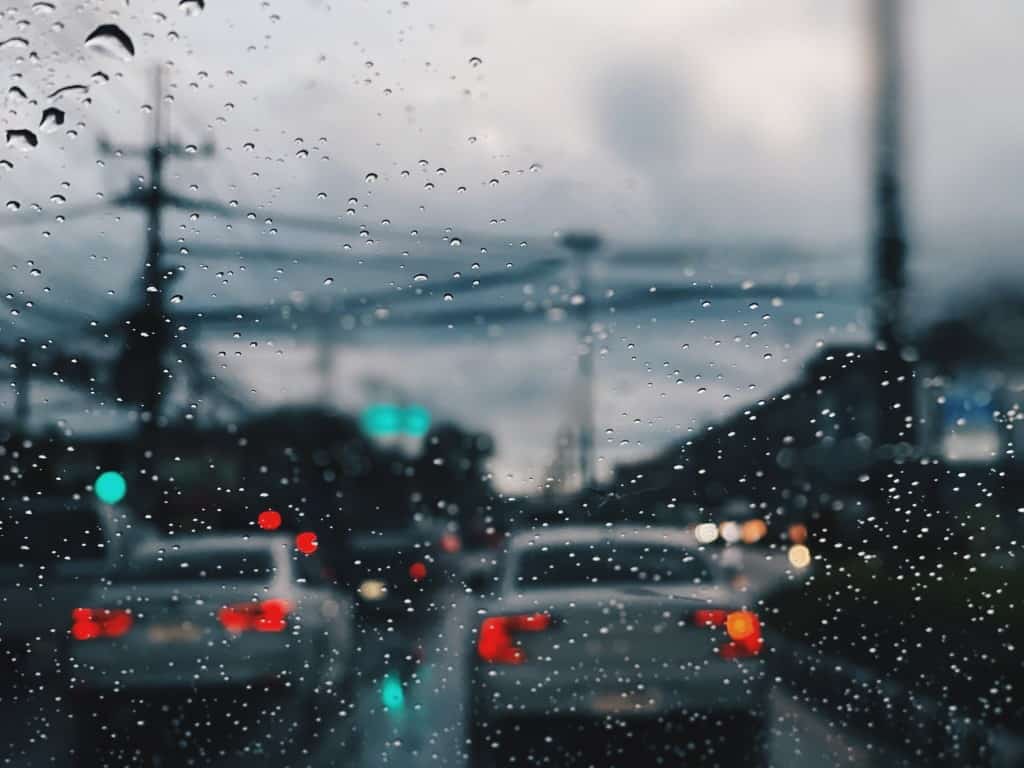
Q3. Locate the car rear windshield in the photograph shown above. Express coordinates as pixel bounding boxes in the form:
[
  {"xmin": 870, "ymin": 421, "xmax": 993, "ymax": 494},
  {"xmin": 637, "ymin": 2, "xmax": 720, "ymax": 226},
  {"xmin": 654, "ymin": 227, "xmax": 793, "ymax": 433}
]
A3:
[
  {"xmin": 514, "ymin": 543, "xmax": 714, "ymax": 589},
  {"xmin": 123, "ymin": 551, "xmax": 276, "ymax": 583}
]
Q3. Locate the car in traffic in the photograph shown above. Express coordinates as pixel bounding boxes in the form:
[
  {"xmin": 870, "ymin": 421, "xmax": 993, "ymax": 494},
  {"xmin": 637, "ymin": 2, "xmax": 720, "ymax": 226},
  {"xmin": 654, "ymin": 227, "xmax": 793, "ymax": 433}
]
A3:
[
  {"xmin": 65, "ymin": 533, "xmax": 355, "ymax": 763},
  {"xmin": 343, "ymin": 521, "xmax": 460, "ymax": 620},
  {"xmin": 1, "ymin": 496, "xmax": 153, "ymax": 695},
  {"xmin": 466, "ymin": 525, "xmax": 771, "ymax": 767}
]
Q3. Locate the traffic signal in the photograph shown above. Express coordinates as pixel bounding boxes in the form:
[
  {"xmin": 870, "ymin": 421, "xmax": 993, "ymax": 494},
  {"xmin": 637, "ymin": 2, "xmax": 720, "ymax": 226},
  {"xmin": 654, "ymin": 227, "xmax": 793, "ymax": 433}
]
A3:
[
  {"xmin": 94, "ymin": 471, "xmax": 127, "ymax": 505},
  {"xmin": 360, "ymin": 403, "xmax": 432, "ymax": 438}
]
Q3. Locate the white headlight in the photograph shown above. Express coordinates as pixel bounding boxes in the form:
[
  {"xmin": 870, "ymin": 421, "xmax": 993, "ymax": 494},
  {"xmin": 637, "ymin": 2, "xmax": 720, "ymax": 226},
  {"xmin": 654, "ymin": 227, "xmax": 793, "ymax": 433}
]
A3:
[{"xmin": 358, "ymin": 579, "xmax": 388, "ymax": 601}]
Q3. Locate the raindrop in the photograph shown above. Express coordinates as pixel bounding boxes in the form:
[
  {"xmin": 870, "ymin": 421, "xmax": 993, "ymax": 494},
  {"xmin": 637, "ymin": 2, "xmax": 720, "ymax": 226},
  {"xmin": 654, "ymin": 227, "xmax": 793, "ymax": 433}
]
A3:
[
  {"xmin": 0, "ymin": 38, "xmax": 29, "ymax": 50},
  {"xmin": 31, "ymin": 1, "xmax": 56, "ymax": 14},
  {"xmin": 323, "ymin": 277, "xmax": 334, "ymax": 286},
  {"xmin": 413, "ymin": 273, "xmax": 429, "ymax": 282},
  {"xmin": 6, "ymin": 201, "xmax": 20, "ymax": 211},
  {"xmin": 449, "ymin": 237, "xmax": 462, "ymax": 247},
  {"xmin": 49, "ymin": 194, "xmax": 65, "ymax": 205},
  {"xmin": 179, "ymin": 0, "xmax": 205, "ymax": 15},
  {"xmin": 6, "ymin": 129, "xmax": 38, "ymax": 151},
  {"xmin": 488, "ymin": 178, "xmax": 499, "ymax": 187},
  {"xmin": 169, "ymin": 294, "xmax": 184, "ymax": 304},
  {"xmin": 529, "ymin": 163, "xmax": 543, "ymax": 173},
  {"xmin": 316, "ymin": 192, "xmax": 327, "ymax": 200},
  {"xmin": 442, "ymin": 292, "xmax": 454, "ymax": 302},
  {"xmin": 84, "ymin": 24, "xmax": 135, "ymax": 61},
  {"xmin": 48, "ymin": 84, "xmax": 88, "ymax": 100},
  {"xmin": 364, "ymin": 172, "xmax": 378, "ymax": 183},
  {"xmin": 7, "ymin": 86, "xmax": 27, "ymax": 101},
  {"xmin": 700, "ymin": 299, "xmax": 711, "ymax": 308},
  {"xmin": 469, "ymin": 56, "xmax": 483, "ymax": 67},
  {"xmin": 39, "ymin": 107, "xmax": 65, "ymax": 133},
  {"xmin": 91, "ymin": 71, "xmax": 110, "ymax": 84}
]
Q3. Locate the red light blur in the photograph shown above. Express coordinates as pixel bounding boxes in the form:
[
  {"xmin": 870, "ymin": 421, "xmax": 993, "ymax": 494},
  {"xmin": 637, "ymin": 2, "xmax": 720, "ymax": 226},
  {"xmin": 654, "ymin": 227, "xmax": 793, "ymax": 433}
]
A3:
[
  {"xmin": 693, "ymin": 608, "xmax": 763, "ymax": 658},
  {"xmin": 409, "ymin": 561, "xmax": 428, "ymax": 581},
  {"xmin": 440, "ymin": 532, "xmax": 461, "ymax": 554},
  {"xmin": 295, "ymin": 531, "xmax": 318, "ymax": 555},
  {"xmin": 70, "ymin": 608, "xmax": 133, "ymax": 640},
  {"xmin": 258, "ymin": 509, "xmax": 282, "ymax": 530},
  {"xmin": 218, "ymin": 598, "xmax": 291, "ymax": 634},
  {"xmin": 477, "ymin": 612, "xmax": 552, "ymax": 664}
]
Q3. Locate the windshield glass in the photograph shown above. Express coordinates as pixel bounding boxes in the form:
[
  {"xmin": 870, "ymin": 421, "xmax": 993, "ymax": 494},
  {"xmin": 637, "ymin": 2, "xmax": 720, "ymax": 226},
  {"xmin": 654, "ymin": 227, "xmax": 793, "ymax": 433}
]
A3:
[{"xmin": 2, "ymin": 1, "xmax": 1020, "ymax": 766}]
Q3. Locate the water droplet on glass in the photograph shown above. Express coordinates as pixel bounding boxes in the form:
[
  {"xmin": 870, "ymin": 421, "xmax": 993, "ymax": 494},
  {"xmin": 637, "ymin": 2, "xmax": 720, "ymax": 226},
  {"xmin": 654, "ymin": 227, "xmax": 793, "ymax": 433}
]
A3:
[
  {"xmin": 179, "ymin": 0, "xmax": 205, "ymax": 16},
  {"xmin": 449, "ymin": 237, "xmax": 462, "ymax": 247},
  {"xmin": 31, "ymin": 2, "xmax": 56, "ymax": 14},
  {"xmin": 6, "ymin": 201, "xmax": 20, "ymax": 211},
  {"xmin": 442, "ymin": 292, "xmax": 454, "ymax": 302},
  {"xmin": 413, "ymin": 273, "xmax": 429, "ymax": 282},
  {"xmin": 6, "ymin": 129, "xmax": 38, "ymax": 151},
  {"xmin": 323, "ymin": 277, "xmax": 334, "ymax": 286},
  {"xmin": 0, "ymin": 38, "xmax": 29, "ymax": 50},
  {"xmin": 169, "ymin": 294, "xmax": 184, "ymax": 304},
  {"xmin": 488, "ymin": 178, "xmax": 499, "ymax": 187},
  {"xmin": 364, "ymin": 172, "xmax": 378, "ymax": 183},
  {"xmin": 39, "ymin": 107, "xmax": 64, "ymax": 133},
  {"xmin": 7, "ymin": 86, "xmax": 27, "ymax": 102},
  {"xmin": 84, "ymin": 24, "xmax": 135, "ymax": 61},
  {"xmin": 469, "ymin": 56, "xmax": 483, "ymax": 67},
  {"xmin": 49, "ymin": 194, "xmax": 65, "ymax": 205},
  {"xmin": 529, "ymin": 163, "xmax": 543, "ymax": 173},
  {"xmin": 49, "ymin": 84, "xmax": 88, "ymax": 101},
  {"xmin": 700, "ymin": 299, "xmax": 711, "ymax": 308}
]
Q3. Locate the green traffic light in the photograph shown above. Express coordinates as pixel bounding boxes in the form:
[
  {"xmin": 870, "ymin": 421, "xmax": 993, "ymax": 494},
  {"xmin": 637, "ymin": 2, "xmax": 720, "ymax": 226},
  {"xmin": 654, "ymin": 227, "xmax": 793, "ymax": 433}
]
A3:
[
  {"xmin": 403, "ymin": 404, "xmax": 431, "ymax": 437},
  {"xmin": 94, "ymin": 471, "xmax": 127, "ymax": 505},
  {"xmin": 380, "ymin": 671, "xmax": 405, "ymax": 710}
]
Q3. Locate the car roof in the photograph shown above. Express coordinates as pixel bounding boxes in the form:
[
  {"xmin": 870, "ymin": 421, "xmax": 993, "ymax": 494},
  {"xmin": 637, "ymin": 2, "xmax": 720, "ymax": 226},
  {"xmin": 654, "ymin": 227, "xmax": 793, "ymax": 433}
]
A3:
[
  {"xmin": 133, "ymin": 534, "xmax": 292, "ymax": 557},
  {"xmin": 506, "ymin": 525, "xmax": 698, "ymax": 552}
]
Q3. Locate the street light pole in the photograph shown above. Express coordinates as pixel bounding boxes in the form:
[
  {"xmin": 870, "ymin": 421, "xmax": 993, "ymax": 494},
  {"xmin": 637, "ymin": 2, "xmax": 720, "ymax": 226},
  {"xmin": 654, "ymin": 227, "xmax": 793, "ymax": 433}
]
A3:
[
  {"xmin": 561, "ymin": 232, "xmax": 602, "ymax": 491},
  {"xmin": 869, "ymin": 0, "xmax": 915, "ymax": 499}
]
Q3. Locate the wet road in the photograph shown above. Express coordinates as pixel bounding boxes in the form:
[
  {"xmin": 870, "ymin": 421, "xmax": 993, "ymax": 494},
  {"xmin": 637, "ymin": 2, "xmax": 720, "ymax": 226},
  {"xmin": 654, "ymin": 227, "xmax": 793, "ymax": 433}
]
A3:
[{"xmin": 2, "ymin": 585, "xmax": 912, "ymax": 767}]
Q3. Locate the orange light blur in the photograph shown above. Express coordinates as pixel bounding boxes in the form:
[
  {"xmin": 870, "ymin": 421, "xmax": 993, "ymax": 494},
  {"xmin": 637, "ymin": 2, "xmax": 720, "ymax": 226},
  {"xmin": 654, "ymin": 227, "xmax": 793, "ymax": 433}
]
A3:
[
  {"xmin": 726, "ymin": 610, "xmax": 757, "ymax": 641},
  {"xmin": 788, "ymin": 523, "xmax": 808, "ymax": 544},
  {"xmin": 740, "ymin": 519, "xmax": 768, "ymax": 544}
]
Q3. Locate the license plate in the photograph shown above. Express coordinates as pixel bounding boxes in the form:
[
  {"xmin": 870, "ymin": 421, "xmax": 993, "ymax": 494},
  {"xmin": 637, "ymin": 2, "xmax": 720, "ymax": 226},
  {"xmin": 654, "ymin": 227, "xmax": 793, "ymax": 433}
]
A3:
[
  {"xmin": 590, "ymin": 690, "xmax": 661, "ymax": 715},
  {"xmin": 147, "ymin": 622, "xmax": 201, "ymax": 644}
]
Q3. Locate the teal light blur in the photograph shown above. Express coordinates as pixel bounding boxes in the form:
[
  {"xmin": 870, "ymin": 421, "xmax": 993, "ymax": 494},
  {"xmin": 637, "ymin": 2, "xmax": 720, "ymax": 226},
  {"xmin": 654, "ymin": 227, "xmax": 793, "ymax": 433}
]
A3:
[
  {"xmin": 94, "ymin": 471, "xmax": 127, "ymax": 504},
  {"xmin": 361, "ymin": 403, "xmax": 432, "ymax": 438},
  {"xmin": 380, "ymin": 671, "xmax": 405, "ymax": 711}
]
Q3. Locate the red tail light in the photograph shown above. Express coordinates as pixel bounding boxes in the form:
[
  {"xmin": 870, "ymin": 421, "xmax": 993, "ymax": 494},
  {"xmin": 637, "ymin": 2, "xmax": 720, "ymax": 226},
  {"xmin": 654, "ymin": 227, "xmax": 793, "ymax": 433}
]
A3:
[
  {"xmin": 71, "ymin": 608, "xmax": 133, "ymax": 640},
  {"xmin": 218, "ymin": 599, "xmax": 291, "ymax": 633},
  {"xmin": 693, "ymin": 608, "xmax": 763, "ymax": 658},
  {"xmin": 477, "ymin": 612, "xmax": 552, "ymax": 664}
]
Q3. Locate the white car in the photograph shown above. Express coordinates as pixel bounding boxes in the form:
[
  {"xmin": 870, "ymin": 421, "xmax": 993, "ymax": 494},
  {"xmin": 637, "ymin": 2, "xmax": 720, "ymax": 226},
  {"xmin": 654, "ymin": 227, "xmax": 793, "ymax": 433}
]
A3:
[
  {"xmin": 467, "ymin": 525, "xmax": 771, "ymax": 768},
  {"xmin": 66, "ymin": 534, "xmax": 355, "ymax": 761}
]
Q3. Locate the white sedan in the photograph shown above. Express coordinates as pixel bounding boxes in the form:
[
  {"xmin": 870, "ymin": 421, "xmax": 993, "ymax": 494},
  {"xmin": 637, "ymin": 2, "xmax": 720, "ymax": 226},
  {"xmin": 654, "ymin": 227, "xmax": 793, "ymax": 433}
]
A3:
[
  {"xmin": 467, "ymin": 525, "xmax": 771, "ymax": 768},
  {"xmin": 66, "ymin": 534, "xmax": 355, "ymax": 762}
]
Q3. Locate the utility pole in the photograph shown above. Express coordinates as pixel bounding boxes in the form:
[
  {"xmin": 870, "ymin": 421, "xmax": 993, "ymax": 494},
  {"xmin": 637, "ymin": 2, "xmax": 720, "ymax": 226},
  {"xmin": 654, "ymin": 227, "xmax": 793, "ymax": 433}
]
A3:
[
  {"xmin": 561, "ymin": 231, "xmax": 602, "ymax": 491},
  {"xmin": 101, "ymin": 65, "xmax": 213, "ymax": 433},
  {"xmin": 870, "ymin": 0, "xmax": 913, "ymax": 453}
]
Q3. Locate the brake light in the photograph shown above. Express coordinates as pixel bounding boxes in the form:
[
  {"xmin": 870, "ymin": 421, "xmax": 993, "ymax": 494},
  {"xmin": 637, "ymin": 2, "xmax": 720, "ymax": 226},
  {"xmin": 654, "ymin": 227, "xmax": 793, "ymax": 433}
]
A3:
[
  {"xmin": 71, "ymin": 608, "xmax": 133, "ymax": 640},
  {"xmin": 218, "ymin": 599, "xmax": 291, "ymax": 633},
  {"xmin": 409, "ymin": 561, "xmax": 428, "ymax": 581},
  {"xmin": 692, "ymin": 608, "xmax": 763, "ymax": 658},
  {"xmin": 477, "ymin": 612, "xmax": 552, "ymax": 664}
]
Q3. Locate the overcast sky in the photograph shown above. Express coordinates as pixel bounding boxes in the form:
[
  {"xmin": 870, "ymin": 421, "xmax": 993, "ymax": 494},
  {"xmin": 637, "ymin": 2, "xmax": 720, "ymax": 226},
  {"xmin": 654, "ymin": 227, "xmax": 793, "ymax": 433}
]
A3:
[{"xmin": 2, "ymin": 0, "xmax": 1023, "ymax": 490}]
